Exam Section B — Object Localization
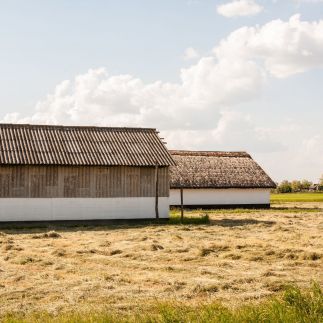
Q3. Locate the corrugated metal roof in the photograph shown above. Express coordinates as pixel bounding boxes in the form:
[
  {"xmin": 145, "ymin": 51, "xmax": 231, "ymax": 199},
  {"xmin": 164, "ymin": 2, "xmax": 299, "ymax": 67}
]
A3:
[
  {"xmin": 170, "ymin": 150, "xmax": 276, "ymax": 189},
  {"xmin": 0, "ymin": 124, "xmax": 175, "ymax": 167}
]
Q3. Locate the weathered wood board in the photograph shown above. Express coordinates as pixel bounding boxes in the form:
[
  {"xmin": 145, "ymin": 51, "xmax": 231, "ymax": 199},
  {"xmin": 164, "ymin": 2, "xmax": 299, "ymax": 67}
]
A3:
[{"xmin": 0, "ymin": 165, "xmax": 169, "ymax": 198}]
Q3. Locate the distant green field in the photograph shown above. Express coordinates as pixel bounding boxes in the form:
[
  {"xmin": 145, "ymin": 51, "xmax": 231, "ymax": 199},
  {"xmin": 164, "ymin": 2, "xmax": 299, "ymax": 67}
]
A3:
[{"xmin": 271, "ymin": 192, "xmax": 323, "ymax": 203}]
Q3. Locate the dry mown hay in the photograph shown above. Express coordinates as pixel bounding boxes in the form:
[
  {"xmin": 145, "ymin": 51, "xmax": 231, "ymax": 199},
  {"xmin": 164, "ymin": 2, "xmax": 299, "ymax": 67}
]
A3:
[
  {"xmin": 32, "ymin": 231, "xmax": 61, "ymax": 239},
  {"xmin": 0, "ymin": 202, "xmax": 321, "ymax": 316}
]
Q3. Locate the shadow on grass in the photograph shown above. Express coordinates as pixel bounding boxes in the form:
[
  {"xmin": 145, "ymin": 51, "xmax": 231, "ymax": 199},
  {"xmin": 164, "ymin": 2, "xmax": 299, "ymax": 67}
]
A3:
[
  {"xmin": 0, "ymin": 215, "xmax": 275, "ymax": 234},
  {"xmin": 168, "ymin": 214, "xmax": 209, "ymax": 225},
  {"xmin": 210, "ymin": 218, "xmax": 275, "ymax": 227},
  {"xmin": 0, "ymin": 215, "xmax": 210, "ymax": 234},
  {"xmin": 169, "ymin": 215, "xmax": 275, "ymax": 227}
]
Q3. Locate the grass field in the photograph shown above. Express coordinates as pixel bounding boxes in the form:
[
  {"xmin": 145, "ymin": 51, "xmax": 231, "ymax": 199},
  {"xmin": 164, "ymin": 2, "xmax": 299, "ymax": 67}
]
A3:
[
  {"xmin": 0, "ymin": 202, "xmax": 322, "ymax": 322},
  {"xmin": 2, "ymin": 284, "xmax": 322, "ymax": 322},
  {"xmin": 271, "ymin": 192, "xmax": 323, "ymax": 203}
]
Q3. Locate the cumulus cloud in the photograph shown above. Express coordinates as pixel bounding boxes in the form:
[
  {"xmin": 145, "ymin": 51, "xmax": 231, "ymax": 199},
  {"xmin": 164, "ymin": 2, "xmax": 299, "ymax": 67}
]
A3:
[
  {"xmin": 163, "ymin": 110, "xmax": 285, "ymax": 152},
  {"xmin": 254, "ymin": 130, "xmax": 323, "ymax": 182},
  {"xmin": 217, "ymin": 0, "xmax": 263, "ymax": 17},
  {"xmin": 2, "ymin": 15, "xmax": 323, "ymax": 180},
  {"xmin": 214, "ymin": 14, "xmax": 323, "ymax": 77},
  {"xmin": 183, "ymin": 47, "xmax": 200, "ymax": 60},
  {"xmin": 3, "ymin": 57, "xmax": 265, "ymax": 130}
]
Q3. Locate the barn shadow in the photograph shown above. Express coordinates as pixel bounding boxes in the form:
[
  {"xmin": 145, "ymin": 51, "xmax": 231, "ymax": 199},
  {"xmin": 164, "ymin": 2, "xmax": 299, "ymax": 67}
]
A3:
[
  {"xmin": 0, "ymin": 215, "xmax": 275, "ymax": 234},
  {"xmin": 209, "ymin": 218, "xmax": 275, "ymax": 227},
  {"xmin": 0, "ymin": 219, "xmax": 171, "ymax": 234}
]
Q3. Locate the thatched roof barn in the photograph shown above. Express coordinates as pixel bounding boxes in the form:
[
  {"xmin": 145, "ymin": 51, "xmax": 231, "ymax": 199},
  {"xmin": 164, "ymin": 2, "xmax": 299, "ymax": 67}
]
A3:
[
  {"xmin": 0, "ymin": 123, "xmax": 175, "ymax": 222},
  {"xmin": 169, "ymin": 150, "xmax": 276, "ymax": 209}
]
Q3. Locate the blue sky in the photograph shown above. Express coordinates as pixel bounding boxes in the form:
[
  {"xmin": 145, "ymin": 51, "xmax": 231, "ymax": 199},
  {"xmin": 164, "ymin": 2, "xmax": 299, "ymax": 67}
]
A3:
[{"xmin": 0, "ymin": 0, "xmax": 323, "ymax": 182}]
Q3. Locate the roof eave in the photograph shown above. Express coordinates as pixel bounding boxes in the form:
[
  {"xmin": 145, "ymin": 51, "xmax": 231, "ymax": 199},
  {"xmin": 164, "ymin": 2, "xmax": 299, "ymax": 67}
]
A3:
[{"xmin": 170, "ymin": 185, "xmax": 276, "ymax": 189}]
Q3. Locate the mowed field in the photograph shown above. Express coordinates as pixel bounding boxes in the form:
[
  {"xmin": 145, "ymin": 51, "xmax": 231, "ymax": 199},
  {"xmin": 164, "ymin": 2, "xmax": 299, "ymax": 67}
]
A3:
[{"xmin": 0, "ymin": 201, "xmax": 322, "ymax": 321}]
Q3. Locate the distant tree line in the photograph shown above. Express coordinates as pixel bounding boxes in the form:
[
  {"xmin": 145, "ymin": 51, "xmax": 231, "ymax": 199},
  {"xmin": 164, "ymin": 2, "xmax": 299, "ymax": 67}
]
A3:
[{"xmin": 273, "ymin": 175, "xmax": 323, "ymax": 193}]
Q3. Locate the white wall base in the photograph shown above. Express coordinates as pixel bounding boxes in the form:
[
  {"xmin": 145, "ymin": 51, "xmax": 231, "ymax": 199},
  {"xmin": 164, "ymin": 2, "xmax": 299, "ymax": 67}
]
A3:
[
  {"xmin": 0, "ymin": 197, "xmax": 169, "ymax": 222},
  {"xmin": 170, "ymin": 188, "xmax": 270, "ymax": 206}
]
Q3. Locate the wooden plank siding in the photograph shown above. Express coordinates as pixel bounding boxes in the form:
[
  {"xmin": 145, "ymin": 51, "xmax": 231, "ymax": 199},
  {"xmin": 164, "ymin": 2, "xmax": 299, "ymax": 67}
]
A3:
[{"xmin": 0, "ymin": 166, "xmax": 169, "ymax": 198}]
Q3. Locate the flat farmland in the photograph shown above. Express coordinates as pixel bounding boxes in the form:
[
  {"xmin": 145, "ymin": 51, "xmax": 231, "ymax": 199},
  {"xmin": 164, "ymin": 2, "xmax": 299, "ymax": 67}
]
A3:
[
  {"xmin": 0, "ymin": 203, "xmax": 322, "ymax": 321},
  {"xmin": 271, "ymin": 192, "xmax": 323, "ymax": 203}
]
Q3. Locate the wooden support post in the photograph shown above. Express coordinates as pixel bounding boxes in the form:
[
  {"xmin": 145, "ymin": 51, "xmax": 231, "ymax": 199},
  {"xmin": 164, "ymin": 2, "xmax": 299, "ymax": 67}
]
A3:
[
  {"xmin": 180, "ymin": 187, "xmax": 184, "ymax": 223},
  {"xmin": 155, "ymin": 163, "xmax": 159, "ymax": 219}
]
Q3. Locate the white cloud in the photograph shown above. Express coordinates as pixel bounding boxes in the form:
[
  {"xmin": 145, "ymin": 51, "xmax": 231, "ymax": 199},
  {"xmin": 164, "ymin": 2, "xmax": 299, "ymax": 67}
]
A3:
[
  {"xmin": 255, "ymin": 131, "xmax": 323, "ymax": 182},
  {"xmin": 10, "ymin": 14, "xmax": 323, "ymax": 129},
  {"xmin": 217, "ymin": 0, "xmax": 263, "ymax": 17},
  {"xmin": 183, "ymin": 47, "xmax": 200, "ymax": 60},
  {"xmin": 2, "ymin": 15, "xmax": 323, "ymax": 181},
  {"xmin": 214, "ymin": 14, "xmax": 323, "ymax": 77},
  {"xmin": 163, "ymin": 110, "xmax": 284, "ymax": 152},
  {"xmin": 3, "ymin": 57, "xmax": 265, "ymax": 130}
]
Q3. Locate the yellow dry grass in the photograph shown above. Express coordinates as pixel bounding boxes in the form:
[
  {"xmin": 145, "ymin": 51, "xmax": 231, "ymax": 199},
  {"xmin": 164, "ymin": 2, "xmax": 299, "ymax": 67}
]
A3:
[{"xmin": 0, "ymin": 202, "xmax": 322, "ymax": 317}]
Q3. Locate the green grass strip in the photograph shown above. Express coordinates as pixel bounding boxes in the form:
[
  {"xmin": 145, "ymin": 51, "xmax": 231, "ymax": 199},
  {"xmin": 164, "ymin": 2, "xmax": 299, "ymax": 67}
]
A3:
[
  {"xmin": 271, "ymin": 193, "xmax": 323, "ymax": 203},
  {"xmin": 2, "ymin": 283, "xmax": 322, "ymax": 323}
]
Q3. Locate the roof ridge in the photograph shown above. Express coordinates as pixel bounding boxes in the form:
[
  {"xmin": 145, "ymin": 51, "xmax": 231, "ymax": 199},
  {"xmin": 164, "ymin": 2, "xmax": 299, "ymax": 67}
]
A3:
[
  {"xmin": 169, "ymin": 150, "xmax": 251, "ymax": 158},
  {"xmin": 0, "ymin": 123, "xmax": 157, "ymax": 132}
]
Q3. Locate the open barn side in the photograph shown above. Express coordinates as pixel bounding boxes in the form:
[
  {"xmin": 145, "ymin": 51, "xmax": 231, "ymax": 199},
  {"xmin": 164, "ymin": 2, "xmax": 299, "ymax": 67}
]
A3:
[{"xmin": 0, "ymin": 165, "xmax": 170, "ymax": 221}]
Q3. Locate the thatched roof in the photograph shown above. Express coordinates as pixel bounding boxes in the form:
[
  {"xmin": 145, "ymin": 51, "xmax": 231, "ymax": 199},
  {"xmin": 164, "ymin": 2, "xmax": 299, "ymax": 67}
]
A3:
[
  {"xmin": 0, "ymin": 124, "xmax": 175, "ymax": 167},
  {"xmin": 170, "ymin": 150, "xmax": 276, "ymax": 189}
]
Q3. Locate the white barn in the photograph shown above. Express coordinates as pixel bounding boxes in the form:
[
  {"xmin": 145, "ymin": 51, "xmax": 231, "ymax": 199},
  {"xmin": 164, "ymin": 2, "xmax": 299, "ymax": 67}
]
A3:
[
  {"xmin": 0, "ymin": 124, "xmax": 175, "ymax": 222},
  {"xmin": 169, "ymin": 151, "xmax": 276, "ymax": 209}
]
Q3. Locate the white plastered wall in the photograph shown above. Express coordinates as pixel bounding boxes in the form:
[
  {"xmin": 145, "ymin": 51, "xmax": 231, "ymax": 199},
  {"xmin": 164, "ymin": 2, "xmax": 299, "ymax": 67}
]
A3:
[
  {"xmin": 0, "ymin": 197, "xmax": 169, "ymax": 222},
  {"xmin": 170, "ymin": 188, "xmax": 270, "ymax": 206}
]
